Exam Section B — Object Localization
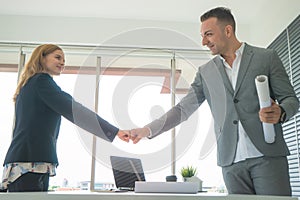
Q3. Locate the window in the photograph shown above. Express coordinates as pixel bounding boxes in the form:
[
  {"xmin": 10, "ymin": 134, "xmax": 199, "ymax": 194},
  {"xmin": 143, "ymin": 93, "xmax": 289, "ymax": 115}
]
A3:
[
  {"xmin": 0, "ymin": 45, "xmax": 19, "ymax": 179},
  {"xmin": 268, "ymin": 15, "xmax": 300, "ymax": 196},
  {"xmin": 0, "ymin": 43, "xmax": 225, "ymax": 192}
]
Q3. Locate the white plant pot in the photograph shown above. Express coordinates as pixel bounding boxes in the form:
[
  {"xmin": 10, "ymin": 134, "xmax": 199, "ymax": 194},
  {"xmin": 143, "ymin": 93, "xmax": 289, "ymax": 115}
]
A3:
[{"xmin": 183, "ymin": 176, "xmax": 203, "ymax": 192}]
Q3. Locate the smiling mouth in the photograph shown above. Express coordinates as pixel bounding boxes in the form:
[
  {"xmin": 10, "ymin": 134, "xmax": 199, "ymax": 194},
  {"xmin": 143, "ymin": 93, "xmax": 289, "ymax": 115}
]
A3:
[{"xmin": 207, "ymin": 44, "xmax": 214, "ymax": 49}]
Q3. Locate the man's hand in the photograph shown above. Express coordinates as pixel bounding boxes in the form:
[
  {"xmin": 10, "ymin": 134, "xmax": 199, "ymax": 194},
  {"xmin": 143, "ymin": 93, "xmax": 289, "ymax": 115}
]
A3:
[
  {"xmin": 130, "ymin": 127, "xmax": 150, "ymax": 144},
  {"xmin": 117, "ymin": 130, "xmax": 131, "ymax": 143},
  {"xmin": 259, "ymin": 100, "xmax": 281, "ymax": 124}
]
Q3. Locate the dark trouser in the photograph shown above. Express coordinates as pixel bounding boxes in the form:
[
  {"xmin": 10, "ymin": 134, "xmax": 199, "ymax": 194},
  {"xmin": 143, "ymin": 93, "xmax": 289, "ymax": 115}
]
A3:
[
  {"xmin": 222, "ymin": 156, "xmax": 291, "ymax": 196},
  {"xmin": 7, "ymin": 172, "xmax": 49, "ymax": 192}
]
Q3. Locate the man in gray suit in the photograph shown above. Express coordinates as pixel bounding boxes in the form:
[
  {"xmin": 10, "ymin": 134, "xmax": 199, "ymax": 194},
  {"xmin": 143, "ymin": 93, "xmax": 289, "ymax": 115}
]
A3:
[{"xmin": 130, "ymin": 7, "xmax": 299, "ymax": 196}]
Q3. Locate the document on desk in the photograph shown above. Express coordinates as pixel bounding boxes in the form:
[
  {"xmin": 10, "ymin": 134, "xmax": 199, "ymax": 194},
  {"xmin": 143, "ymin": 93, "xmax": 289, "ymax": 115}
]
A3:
[
  {"xmin": 134, "ymin": 181, "xmax": 198, "ymax": 194},
  {"xmin": 255, "ymin": 75, "xmax": 275, "ymax": 143}
]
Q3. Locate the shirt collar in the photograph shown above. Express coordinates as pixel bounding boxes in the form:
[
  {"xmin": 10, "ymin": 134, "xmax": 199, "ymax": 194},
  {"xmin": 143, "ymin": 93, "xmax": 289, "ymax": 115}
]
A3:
[{"xmin": 219, "ymin": 42, "xmax": 245, "ymax": 63}]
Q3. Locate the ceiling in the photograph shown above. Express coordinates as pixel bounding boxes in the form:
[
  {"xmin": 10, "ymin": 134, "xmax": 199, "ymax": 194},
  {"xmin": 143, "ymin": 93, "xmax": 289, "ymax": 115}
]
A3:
[
  {"xmin": 0, "ymin": 0, "xmax": 298, "ymax": 22},
  {"xmin": 0, "ymin": 0, "xmax": 299, "ymax": 46}
]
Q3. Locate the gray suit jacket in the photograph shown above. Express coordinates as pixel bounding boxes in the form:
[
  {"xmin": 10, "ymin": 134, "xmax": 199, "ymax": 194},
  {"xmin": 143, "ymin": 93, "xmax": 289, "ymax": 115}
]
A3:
[{"xmin": 147, "ymin": 43, "xmax": 299, "ymax": 167}]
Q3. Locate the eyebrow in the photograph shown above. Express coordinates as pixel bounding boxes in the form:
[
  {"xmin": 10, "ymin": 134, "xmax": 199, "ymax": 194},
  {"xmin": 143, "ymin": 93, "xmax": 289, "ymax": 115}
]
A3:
[
  {"xmin": 201, "ymin": 30, "xmax": 213, "ymax": 37},
  {"xmin": 204, "ymin": 30, "xmax": 213, "ymax": 35},
  {"xmin": 53, "ymin": 53, "xmax": 65, "ymax": 61},
  {"xmin": 53, "ymin": 53, "xmax": 64, "ymax": 58}
]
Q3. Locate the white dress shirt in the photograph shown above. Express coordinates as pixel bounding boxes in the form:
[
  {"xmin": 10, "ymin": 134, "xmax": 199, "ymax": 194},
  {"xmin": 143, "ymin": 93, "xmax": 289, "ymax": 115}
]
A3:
[{"xmin": 220, "ymin": 43, "xmax": 263, "ymax": 163}]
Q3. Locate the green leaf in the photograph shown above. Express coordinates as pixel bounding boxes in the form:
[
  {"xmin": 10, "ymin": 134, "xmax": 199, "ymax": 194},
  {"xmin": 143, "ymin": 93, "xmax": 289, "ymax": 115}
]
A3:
[{"xmin": 180, "ymin": 166, "xmax": 197, "ymax": 177}]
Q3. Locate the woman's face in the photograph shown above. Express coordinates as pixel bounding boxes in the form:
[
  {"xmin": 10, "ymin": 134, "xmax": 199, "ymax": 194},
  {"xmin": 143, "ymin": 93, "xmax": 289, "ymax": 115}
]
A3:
[{"xmin": 43, "ymin": 49, "xmax": 65, "ymax": 76}]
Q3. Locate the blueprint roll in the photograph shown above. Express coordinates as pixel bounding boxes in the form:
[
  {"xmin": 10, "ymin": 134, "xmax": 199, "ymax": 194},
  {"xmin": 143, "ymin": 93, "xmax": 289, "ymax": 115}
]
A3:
[{"xmin": 255, "ymin": 75, "xmax": 276, "ymax": 143}]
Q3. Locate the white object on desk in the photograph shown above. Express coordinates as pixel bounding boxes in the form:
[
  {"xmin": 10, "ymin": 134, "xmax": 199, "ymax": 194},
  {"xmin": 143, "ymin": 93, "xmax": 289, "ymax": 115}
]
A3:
[{"xmin": 134, "ymin": 181, "xmax": 199, "ymax": 194}]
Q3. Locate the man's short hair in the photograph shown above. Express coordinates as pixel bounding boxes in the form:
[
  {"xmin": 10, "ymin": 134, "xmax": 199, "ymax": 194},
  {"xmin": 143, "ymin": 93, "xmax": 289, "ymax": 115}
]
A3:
[{"xmin": 200, "ymin": 7, "xmax": 236, "ymax": 33}]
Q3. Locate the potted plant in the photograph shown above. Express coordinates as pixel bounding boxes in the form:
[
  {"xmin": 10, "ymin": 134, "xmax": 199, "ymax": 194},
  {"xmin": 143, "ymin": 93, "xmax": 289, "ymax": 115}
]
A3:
[
  {"xmin": 180, "ymin": 165, "xmax": 202, "ymax": 191},
  {"xmin": 180, "ymin": 166, "xmax": 197, "ymax": 181}
]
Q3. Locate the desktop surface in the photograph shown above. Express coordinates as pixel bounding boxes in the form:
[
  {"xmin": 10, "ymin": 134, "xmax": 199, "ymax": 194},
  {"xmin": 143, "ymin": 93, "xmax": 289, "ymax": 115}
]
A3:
[
  {"xmin": 0, "ymin": 191, "xmax": 298, "ymax": 200},
  {"xmin": 134, "ymin": 181, "xmax": 199, "ymax": 194}
]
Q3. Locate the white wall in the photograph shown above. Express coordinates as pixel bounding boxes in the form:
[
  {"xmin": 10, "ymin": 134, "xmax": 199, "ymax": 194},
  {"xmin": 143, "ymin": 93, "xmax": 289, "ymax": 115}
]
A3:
[
  {"xmin": 0, "ymin": 0, "xmax": 299, "ymax": 51},
  {"xmin": 1, "ymin": 14, "xmax": 296, "ymax": 49},
  {"xmin": 0, "ymin": 15, "xmax": 202, "ymax": 48}
]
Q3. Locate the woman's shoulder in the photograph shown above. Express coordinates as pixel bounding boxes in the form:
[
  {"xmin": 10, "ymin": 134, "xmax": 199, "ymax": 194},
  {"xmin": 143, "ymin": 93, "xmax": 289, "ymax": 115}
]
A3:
[
  {"xmin": 29, "ymin": 73, "xmax": 58, "ymax": 90},
  {"xmin": 34, "ymin": 72, "xmax": 51, "ymax": 79},
  {"xmin": 30, "ymin": 73, "xmax": 53, "ymax": 83}
]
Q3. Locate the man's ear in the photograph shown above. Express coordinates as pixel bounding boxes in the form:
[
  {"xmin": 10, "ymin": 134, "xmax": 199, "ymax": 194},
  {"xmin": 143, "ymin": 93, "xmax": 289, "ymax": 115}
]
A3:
[{"xmin": 224, "ymin": 25, "xmax": 233, "ymax": 38}]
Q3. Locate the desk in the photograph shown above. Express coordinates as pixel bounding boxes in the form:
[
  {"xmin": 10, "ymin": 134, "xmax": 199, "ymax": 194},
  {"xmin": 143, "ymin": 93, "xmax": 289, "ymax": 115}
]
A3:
[{"xmin": 0, "ymin": 191, "xmax": 299, "ymax": 200}]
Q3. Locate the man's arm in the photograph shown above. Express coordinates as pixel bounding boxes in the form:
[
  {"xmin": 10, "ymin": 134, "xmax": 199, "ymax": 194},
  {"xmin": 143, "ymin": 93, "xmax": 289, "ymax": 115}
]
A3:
[
  {"xmin": 260, "ymin": 51, "xmax": 299, "ymax": 124},
  {"xmin": 131, "ymin": 68, "xmax": 206, "ymax": 143}
]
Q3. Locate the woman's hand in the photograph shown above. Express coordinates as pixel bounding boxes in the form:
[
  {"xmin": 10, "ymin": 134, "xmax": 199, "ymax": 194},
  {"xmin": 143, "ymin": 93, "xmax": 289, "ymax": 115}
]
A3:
[{"xmin": 117, "ymin": 130, "xmax": 131, "ymax": 142}]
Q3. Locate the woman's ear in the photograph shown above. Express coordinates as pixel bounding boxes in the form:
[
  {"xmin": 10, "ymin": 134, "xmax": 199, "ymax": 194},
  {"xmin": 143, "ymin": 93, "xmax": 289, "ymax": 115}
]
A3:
[{"xmin": 40, "ymin": 55, "xmax": 47, "ymax": 71}]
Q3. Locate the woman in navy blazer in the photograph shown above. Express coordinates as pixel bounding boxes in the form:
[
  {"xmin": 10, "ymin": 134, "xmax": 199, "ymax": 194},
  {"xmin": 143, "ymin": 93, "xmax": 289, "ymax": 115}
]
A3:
[{"xmin": 1, "ymin": 44, "xmax": 130, "ymax": 192}]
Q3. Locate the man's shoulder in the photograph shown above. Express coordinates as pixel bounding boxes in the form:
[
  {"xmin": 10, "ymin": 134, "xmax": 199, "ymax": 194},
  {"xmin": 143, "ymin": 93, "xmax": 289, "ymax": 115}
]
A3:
[
  {"xmin": 244, "ymin": 43, "xmax": 275, "ymax": 54},
  {"xmin": 199, "ymin": 57, "xmax": 218, "ymax": 70}
]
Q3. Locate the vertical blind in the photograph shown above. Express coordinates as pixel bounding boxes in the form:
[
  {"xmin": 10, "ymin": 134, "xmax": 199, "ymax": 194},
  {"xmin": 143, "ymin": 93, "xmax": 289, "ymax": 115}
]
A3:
[{"xmin": 268, "ymin": 15, "xmax": 300, "ymax": 196}]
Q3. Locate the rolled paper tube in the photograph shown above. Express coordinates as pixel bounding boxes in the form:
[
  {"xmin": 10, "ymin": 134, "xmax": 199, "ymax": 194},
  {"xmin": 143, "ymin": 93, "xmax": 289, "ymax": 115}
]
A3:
[{"xmin": 255, "ymin": 75, "xmax": 276, "ymax": 143}]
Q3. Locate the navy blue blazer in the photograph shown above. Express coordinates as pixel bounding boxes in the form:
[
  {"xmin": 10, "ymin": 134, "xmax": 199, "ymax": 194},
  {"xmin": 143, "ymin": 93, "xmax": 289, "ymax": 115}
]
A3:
[{"xmin": 4, "ymin": 73, "xmax": 119, "ymax": 165}]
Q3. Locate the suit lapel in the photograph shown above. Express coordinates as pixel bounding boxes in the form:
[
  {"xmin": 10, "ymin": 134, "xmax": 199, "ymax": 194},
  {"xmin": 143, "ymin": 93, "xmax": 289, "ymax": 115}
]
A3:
[
  {"xmin": 234, "ymin": 44, "xmax": 254, "ymax": 96},
  {"xmin": 213, "ymin": 57, "xmax": 234, "ymax": 95}
]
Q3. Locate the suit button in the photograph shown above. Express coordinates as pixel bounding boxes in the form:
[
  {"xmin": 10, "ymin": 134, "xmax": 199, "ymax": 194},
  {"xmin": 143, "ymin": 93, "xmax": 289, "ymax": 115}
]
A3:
[
  {"xmin": 233, "ymin": 120, "xmax": 238, "ymax": 124},
  {"xmin": 233, "ymin": 99, "xmax": 239, "ymax": 103}
]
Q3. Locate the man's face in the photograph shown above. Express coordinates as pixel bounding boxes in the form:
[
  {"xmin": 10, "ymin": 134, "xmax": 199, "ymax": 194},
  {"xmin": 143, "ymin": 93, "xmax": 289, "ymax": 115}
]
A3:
[{"xmin": 200, "ymin": 17, "xmax": 228, "ymax": 55}]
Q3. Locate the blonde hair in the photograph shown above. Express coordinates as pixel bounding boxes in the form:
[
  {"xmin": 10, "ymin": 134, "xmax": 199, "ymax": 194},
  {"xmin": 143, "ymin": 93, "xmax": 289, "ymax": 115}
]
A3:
[{"xmin": 13, "ymin": 44, "xmax": 63, "ymax": 102}]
